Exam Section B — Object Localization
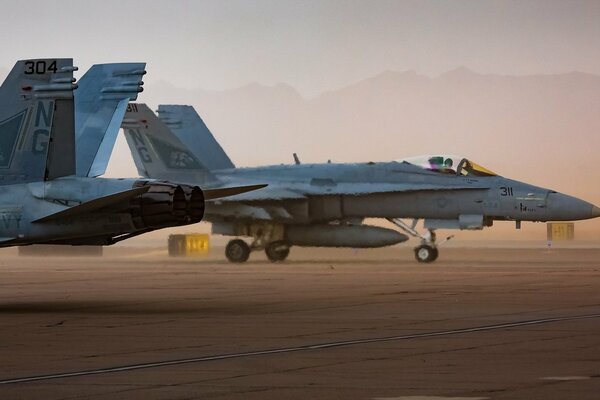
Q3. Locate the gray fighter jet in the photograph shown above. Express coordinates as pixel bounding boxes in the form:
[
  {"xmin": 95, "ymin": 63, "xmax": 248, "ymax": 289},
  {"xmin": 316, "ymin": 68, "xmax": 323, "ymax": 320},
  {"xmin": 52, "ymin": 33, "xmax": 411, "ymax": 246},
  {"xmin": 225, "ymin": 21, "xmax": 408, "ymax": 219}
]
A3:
[
  {"xmin": 0, "ymin": 59, "xmax": 259, "ymax": 248},
  {"xmin": 116, "ymin": 103, "xmax": 599, "ymax": 263}
]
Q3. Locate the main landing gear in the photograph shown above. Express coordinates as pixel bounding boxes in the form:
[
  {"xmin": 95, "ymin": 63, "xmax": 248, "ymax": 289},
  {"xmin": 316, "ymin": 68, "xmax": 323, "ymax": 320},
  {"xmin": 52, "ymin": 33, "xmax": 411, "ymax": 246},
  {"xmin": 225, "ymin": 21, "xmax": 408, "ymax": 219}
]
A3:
[
  {"xmin": 225, "ymin": 239, "xmax": 291, "ymax": 263},
  {"xmin": 225, "ymin": 239, "xmax": 251, "ymax": 263},
  {"xmin": 387, "ymin": 218, "xmax": 452, "ymax": 263},
  {"xmin": 265, "ymin": 241, "xmax": 290, "ymax": 262}
]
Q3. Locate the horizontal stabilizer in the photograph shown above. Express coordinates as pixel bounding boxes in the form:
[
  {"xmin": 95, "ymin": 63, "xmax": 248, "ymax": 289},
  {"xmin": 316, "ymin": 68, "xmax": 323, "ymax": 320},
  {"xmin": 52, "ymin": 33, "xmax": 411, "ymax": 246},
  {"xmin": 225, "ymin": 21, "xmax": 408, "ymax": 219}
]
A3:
[
  {"xmin": 203, "ymin": 184, "xmax": 268, "ymax": 200},
  {"xmin": 33, "ymin": 186, "xmax": 150, "ymax": 223}
]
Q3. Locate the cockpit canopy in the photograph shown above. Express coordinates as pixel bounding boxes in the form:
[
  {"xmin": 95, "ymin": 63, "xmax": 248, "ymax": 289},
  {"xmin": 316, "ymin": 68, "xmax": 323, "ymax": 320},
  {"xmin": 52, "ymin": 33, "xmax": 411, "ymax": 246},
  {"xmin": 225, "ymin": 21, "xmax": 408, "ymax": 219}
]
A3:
[{"xmin": 400, "ymin": 155, "xmax": 498, "ymax": 177}]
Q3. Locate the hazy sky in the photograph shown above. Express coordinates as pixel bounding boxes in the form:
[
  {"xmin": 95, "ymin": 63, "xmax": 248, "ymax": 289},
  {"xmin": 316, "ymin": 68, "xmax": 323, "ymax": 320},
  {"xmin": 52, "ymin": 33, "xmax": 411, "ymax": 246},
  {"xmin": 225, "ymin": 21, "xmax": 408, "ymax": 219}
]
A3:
[{"xmin": 0, "ymin": 0, "xmax": 599, "ymax": 96}]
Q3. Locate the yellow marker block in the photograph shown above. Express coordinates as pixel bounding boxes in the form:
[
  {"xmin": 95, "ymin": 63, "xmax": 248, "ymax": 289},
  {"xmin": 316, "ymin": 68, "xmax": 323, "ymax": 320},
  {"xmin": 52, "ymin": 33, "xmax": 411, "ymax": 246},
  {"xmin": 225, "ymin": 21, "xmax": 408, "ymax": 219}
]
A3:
[
  {"xmin": 168, "ymin": 234, "xmax": 210, "ymax": 256},
  {"xmin": 546, "ymin": 223, "xmax": 575, "ymax": 241},
  {"xmin": 185, "ymin": 234, "xmax": 210, "ymax": 255}
]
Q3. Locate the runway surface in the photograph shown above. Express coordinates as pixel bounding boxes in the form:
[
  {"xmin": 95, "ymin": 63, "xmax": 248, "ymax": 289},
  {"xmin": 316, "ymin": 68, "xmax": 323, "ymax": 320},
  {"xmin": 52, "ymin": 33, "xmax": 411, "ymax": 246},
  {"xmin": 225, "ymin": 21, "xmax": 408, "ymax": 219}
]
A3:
[{"xmin": 1, "ymin": 246, "xmax": 599, "ymax": 399}]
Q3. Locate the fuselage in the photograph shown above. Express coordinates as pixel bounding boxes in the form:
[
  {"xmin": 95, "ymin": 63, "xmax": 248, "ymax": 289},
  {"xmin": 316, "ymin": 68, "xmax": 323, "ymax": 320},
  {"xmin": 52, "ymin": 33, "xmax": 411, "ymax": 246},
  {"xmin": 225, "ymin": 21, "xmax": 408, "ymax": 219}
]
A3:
[{"xmin": 204, "ymin": 161, "xmax": 598, "ymax": 225}]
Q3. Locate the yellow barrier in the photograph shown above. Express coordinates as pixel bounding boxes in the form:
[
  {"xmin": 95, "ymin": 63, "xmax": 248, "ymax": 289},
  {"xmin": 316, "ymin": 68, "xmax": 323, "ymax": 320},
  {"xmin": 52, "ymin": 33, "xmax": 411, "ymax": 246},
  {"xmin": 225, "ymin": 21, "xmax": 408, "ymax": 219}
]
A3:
[
  {"xmin": 546, "ymin": 223, "xmax": 575, "ymax": 241},
  {"xmin": 168, "ymin": 234, "xmax": 210, "ymax": 256}
]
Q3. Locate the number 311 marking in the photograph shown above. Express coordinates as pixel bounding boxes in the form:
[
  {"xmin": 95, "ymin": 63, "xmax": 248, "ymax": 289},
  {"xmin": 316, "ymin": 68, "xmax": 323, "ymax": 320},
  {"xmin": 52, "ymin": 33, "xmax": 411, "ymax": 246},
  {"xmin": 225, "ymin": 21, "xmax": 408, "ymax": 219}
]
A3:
[
  {"xmin": 24, "ymin": 60, "xmax": 58, "ymax": 75},
  {"xmin": 500, "ymin": 187, "xmax": 514, "ymax": 196}
]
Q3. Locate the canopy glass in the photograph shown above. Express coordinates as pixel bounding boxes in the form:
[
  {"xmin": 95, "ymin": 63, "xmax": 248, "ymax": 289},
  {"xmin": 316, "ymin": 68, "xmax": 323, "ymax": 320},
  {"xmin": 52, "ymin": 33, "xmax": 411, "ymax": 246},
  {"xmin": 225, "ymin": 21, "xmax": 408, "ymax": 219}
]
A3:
[{"xmin": 401, "ymin": 155, "xmax": 497, "ymax": 177}]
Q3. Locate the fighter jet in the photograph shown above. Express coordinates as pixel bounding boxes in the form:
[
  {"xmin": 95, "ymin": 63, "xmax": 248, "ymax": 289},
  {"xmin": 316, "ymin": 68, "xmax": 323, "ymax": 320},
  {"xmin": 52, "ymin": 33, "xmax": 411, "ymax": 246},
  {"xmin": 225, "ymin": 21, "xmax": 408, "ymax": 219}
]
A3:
[
  {"xmin": 116, "ymin": 103, "xmax": 600, "ymax": 263},
  {"xmin": 0, "ymin": 59, "xmax": 260, "ymax": 248}
]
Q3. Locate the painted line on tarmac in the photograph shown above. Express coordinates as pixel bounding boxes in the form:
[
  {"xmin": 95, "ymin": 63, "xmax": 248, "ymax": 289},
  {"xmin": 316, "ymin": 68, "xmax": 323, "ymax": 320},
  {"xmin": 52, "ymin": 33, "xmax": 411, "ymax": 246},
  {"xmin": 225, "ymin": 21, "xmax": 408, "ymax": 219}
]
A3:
[
  {"xmin": 540, "ymin": 376, "xmax": 591, "ymax": 381},
  {"xmin": 1, "ymin": 313, "xmax": 599, "ymax": 385}
]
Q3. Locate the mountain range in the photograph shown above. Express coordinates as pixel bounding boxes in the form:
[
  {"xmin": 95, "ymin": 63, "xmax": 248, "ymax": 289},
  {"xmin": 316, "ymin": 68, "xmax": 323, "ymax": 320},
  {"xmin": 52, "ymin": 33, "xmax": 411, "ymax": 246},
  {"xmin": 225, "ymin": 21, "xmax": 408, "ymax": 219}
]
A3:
[{"xmin": 139, "ymin": 68, "xmax": 600, "ymax": 203}]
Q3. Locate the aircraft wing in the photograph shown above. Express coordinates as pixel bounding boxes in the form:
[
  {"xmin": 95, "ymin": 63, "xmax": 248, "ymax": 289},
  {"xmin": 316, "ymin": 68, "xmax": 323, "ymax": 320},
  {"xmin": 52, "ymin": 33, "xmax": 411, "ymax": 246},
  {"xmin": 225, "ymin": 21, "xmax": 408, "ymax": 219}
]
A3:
[
  {"xmin": 32, "ymin": 186, "xmax": 150, "ymax": 223},
  {"xmin": 211, "ymin": 182, "xmax": 487, "ymax": 202},
  {"xmin": 203, "ymin": 184, "xmax": 268, "ymax": 200},
  {"xmin": 209, "ymin": 187, "xmax": 306, "ymax": 201}
]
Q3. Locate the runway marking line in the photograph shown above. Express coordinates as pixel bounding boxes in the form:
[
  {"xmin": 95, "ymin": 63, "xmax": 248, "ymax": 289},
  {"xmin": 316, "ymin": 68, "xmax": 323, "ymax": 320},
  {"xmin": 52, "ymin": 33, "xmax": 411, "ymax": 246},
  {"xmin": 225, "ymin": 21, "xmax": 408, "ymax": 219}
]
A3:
[
  {"xmin": 540, "ymin": 376, "xmax": 591, "ymax": 381},
  {"xmin": 372, "ymin": 397, "xmax": 489, "ymax": 400},
  {"xmin": 1, "ymin": 313, "xmax": 599, "ymax": 385}
]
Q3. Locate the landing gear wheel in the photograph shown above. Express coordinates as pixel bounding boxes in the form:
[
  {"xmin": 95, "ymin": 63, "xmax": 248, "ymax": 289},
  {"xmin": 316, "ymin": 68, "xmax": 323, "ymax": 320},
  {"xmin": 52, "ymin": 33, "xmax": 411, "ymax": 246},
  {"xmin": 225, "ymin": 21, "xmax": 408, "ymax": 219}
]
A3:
[
  {"xmin": 225, "ymin": 239, "xmax": 251, "ymax": 263},
  {"xmin": 414, "ymin": 244, "xmax": 438, "ymax": 263},
  {"xmin": 265, "ymin": 241, "xmax": 290, "ymax": 262}
]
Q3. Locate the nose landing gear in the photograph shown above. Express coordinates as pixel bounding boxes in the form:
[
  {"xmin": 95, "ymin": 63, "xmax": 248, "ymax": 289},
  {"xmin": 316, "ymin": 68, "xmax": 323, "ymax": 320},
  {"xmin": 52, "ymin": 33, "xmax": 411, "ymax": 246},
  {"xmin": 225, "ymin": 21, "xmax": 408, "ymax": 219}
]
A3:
[
  {"xmin": 387, "ymin": 218, "xmax": 452, "ymax": 263},
  {"xmin": 414, "ymin": 244, "xmax": 439, "ymax": 263}
]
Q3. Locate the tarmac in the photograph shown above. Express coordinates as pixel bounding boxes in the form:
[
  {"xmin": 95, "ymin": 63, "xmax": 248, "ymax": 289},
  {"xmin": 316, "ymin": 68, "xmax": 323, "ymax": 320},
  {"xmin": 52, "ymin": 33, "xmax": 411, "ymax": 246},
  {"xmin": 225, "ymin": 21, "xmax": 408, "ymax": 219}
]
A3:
[{"xmin": 0, "ymin": 245, "xmax": 599, "ymax": 399}]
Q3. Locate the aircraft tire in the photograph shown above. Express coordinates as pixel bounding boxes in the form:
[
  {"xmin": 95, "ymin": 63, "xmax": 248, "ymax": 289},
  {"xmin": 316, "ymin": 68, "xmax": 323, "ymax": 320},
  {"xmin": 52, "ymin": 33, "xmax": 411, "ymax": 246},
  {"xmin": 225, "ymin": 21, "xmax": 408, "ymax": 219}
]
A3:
[
  {"xmin": 414, "ymin": 244, "xmax": 438, "ymax": 263},
  {"xmin": 225, "ymin": 239, "xmax": 251, "ymax": 263},
  {"xmin": 265, "ymin": 241, "xmax": 290, "ymax": 262},
  {"xmin": 430, "ymin": 247, "xmax": 439, "ymax": 262}
]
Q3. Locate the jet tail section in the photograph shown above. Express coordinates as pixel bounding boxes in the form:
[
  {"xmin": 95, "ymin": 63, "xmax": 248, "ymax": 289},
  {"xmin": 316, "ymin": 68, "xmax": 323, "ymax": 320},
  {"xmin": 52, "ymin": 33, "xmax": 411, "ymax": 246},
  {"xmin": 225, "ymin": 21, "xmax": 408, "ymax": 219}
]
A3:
[
  {"xmin": 0, "ymin": 59, "xmax": 77, "ymax": 185},
  {"xmin": 157, "ymin": 105, "xmax": 235, "ymax": 171},
  {"xmin": 32, "ymin": 186, "xmax": 150, "ymax": 223},
  {"xmin": 75, "ymin": 63, "xmax": 146, "ymax": 177},
  {"xmin": 122, "ymin": 103, "xmax": 218, "ymax": 184}
]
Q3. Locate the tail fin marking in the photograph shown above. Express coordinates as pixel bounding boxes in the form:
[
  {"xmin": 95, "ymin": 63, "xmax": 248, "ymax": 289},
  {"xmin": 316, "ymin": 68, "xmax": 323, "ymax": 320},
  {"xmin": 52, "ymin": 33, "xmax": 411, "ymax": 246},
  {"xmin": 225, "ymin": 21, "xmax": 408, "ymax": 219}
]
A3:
[
  {"xmin": 0, "ymin": 59, "xmax": 77, "ymax": 185},
  {"xmin": 157, "ymin": 105, "xmax": 235, "ymax": 171},
  {"xmin": 122, "ymin": 103, "xmax": 217, "ymax": 184}
]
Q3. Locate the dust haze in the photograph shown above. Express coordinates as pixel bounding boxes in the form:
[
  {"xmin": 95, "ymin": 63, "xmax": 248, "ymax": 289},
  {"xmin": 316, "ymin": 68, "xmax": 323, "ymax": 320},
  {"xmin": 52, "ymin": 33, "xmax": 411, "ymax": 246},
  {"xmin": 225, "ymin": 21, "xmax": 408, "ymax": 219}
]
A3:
[{"xmin": 1, "ymin": 0, "xmax": 599, "ymax": 243}]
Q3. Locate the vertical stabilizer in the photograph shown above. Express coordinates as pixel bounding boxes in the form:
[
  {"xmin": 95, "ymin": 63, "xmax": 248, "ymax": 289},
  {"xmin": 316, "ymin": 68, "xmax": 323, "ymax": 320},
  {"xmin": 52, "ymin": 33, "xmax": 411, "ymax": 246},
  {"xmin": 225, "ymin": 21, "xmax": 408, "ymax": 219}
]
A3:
[
  {"xmin": 0, "ymin": 59, "xmax": 77, "ymax": 185},
  {"xmin": 157, "ymin": 105, "xmax": 235, "ymax": 170},
  {"xmin": 75, "ymin": 63, "xmax": 146, "ymax": 177},
  {"xmin": 122, "ymin": 103, "xmax": 218, "ymax": 184}
]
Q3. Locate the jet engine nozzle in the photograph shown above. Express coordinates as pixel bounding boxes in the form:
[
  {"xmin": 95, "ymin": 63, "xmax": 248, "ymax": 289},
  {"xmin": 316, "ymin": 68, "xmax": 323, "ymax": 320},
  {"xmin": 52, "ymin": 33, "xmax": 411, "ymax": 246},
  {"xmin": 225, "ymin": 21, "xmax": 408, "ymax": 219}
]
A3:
[
  {"xmin": 130, "ymin": 181, "xmax": 205, "ymax": 229},
  {"xmin": 181, "ymin": 185, "xmax": 205, "ymax": 223}
]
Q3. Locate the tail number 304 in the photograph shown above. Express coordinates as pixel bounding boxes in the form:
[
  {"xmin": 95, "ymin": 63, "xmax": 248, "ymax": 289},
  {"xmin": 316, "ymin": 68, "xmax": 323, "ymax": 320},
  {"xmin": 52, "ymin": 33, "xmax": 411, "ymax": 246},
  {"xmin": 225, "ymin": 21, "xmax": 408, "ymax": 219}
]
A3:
[{"xmin": 24, "ymin": 60, "xmax": 58, "ymax": 75}]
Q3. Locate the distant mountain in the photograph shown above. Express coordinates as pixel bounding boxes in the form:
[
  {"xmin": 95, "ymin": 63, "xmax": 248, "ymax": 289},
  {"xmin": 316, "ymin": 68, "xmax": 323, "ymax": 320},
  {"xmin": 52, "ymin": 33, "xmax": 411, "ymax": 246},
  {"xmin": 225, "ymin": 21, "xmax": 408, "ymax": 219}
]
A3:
[{"xmin": 141, "ymin": 68, "xmax": 600, "ymax": 205}]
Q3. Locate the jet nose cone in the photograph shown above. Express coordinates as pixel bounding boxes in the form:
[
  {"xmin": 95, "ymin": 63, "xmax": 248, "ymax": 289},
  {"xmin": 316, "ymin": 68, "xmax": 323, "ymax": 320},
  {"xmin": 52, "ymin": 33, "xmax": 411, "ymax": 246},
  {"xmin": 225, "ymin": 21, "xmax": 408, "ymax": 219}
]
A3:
[{"xmin": 547, "ymin": 193, "xmax": 598, "ymax": 221}]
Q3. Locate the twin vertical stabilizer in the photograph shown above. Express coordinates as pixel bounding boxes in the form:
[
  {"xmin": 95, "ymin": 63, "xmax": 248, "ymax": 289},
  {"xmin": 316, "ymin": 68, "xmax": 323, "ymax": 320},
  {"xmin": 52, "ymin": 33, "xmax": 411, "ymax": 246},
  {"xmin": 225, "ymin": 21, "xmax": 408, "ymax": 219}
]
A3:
[
  {"xmin": 75, "ymin": 63, "xmax": 146, "ymax": 177},
  {"xmin": 0, "ymin": 59, "xmax": 77, "ymax": 185},
  {"xmin": 157, "ymin": 105, "xmax": 235, "ymax": 171}
]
